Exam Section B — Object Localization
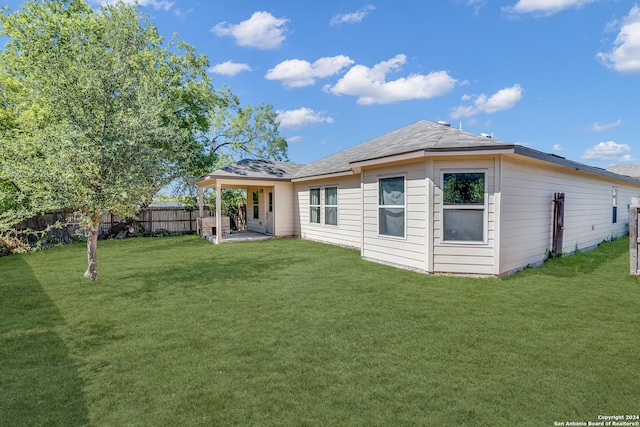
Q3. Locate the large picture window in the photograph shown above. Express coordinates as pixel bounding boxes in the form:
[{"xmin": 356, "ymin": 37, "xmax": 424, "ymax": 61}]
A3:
[
  {"xmin": 324, "ymin": 187, "xmax": 338, "ymax": 226},
  {"xmin": 378, "ymin": 176, "xmax": 405, "ymax": 238},
  {"xmin": 442, "ymin": 171, "xmax": 486, "ymax": 242},
  {"xmin": 309, "ymin": 188, "xmax": 320, "ymax": 224}
]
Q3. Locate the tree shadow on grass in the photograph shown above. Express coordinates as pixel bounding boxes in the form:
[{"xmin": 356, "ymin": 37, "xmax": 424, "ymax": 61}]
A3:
[{"xmin": 0, "ymin": 256, "xmax": 89, "ymax": 426}]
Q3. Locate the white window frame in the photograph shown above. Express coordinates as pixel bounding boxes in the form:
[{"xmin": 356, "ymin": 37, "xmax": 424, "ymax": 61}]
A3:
[
  {"xmin": 612, "ymin": 187, "xmax": 618, "ymax": 224},
  {"xmin": 324, "ymin": 186, "xmax": 338, "ymax": 226},
  {"xmin": 377, "ymin": 174, "xmax": 406, "ymax": 239},
  {"xmin": 309, "ymin": 188, "xmax": 321, "ymax": 224},
  {"xmin": 252, "ymin": 190, "xmax": 260, "ymax": 220},
  {"xmin": 441, "ymin": 169, "xmax": 488, "ymax": 245}
]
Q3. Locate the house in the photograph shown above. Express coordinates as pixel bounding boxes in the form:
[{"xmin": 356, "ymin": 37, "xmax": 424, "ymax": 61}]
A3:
[{"xmin": 197, "ymin": 119, "xmax": 640, "ymax": 276}]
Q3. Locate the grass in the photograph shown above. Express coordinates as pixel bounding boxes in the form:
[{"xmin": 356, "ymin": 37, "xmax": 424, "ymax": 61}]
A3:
[{"xmin": 1, "ymin": 235, "xmax": 639, "ymax": 426}]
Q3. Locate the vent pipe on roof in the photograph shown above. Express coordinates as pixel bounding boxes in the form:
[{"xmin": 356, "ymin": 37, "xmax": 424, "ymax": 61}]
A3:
[{"xmin": 437, "ymin": 120, "xmax": 450, "ymax": 127}]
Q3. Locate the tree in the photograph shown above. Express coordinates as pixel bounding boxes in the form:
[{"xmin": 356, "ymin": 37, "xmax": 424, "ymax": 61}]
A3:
[
  {"xmin": 171, "ymin": 88, "xmax": 289, "ymax": 194},
  {"xmin": 0, "ymin": 0, "xmax": 225, "ymax": 279}
]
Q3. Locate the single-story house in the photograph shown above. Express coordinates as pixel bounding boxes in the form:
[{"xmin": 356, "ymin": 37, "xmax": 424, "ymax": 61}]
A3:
[{"xmin": 197, "ymin": 119, "xmax": 640, "ymax": 276}]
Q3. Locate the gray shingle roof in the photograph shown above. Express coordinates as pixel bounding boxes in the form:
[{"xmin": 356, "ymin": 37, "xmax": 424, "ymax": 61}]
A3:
[
  {"xmin": 204, "ymin": 159, "xmax": 306, "ymax": 180},
  {"xmin": 606, "ymin": 164, "xmax": 640, "ymax": 178},
  {"xmin": 200, "ymin": 120, "xmax": 640, "ymax": 186},
  {"xmin": 293, "ymin": 120, "xmax": 512, "ymax": 179}
]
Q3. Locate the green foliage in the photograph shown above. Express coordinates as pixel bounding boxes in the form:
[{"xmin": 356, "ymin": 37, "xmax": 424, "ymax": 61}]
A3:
[
  {"xmin": 0, "ymin": 0, "xmax": 217, "ymax": 222},
  {"xmin": 172, "ymin": 90, "xmax": 289, "ymax": 193},
  {"xmin": 209, "ymin": 89, "xmax": 288, "ymax": 163},
  {"xmin": 443, "ymin": 172, "xmax": 485, "ymax": 205},
  {"xmin": 0, "ymin": 0, "xmax": 288, "ymax": 277}
]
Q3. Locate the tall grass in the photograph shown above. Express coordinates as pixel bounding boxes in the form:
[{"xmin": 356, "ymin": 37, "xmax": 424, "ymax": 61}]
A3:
[{"xmin": 1, "ymin": 236, "xmax": 638, "ymax": 426}]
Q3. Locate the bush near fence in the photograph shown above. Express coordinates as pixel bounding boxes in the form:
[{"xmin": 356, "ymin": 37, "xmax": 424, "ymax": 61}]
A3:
[
  {"xmin": 1, "ymin": 205, "xmax": 205, "ymax": 255},
  {"xmin": 13, "ymin": 205, "xmax": 198, "ymax": 240}
]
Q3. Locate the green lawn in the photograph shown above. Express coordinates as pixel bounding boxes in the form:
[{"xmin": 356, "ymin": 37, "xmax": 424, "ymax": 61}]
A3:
[{"xmin": 1, "ymin": 236, "xmax": 638, "ymax": 426}]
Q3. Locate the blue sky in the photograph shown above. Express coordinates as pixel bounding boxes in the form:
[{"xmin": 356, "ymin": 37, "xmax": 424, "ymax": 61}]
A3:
[{"xmin": 6, "ymin": 0, "xmax": 640, "ymax": 168}]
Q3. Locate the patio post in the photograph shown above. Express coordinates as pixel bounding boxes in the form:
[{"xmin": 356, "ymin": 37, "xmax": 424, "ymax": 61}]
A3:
[
  {"xmin": 215, "ymin": 182, "xmax": 222, "ymax": 244},
  {"xmin": 198, "ymin": 186, "xmax": 204, "ymax": 218}
]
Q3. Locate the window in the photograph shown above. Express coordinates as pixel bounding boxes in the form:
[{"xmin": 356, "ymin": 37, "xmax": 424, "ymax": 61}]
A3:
[
  {"xmin": 252, "ymin": 190, "xmax": 259, "ymax": 219},
  {"xmin": 442, "ymin": 171, "xmax": 486, "ymax": 242},
  {"xmin": 269, "ymin": 192, "xmax": 273, "ymax": 213},
  {"xmin": 613, "ymin": 187, "xmax": 618, "ymax": 224},
  {"xmin": 378, "ymin": 176, "xmax": 405, "ymax": 237},
  {"xmin": 309, "ymin": 188, "xmax": 320, "ymax": 224},
  {"xmin": 324, "ymin": 187, "xmax": 338, "ymax": 226}
]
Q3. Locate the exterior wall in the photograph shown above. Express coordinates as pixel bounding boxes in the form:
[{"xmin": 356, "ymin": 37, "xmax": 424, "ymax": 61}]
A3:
[
  {"xmin": 232, "ymin": 153, "xmax": 640, "ymax": 277},
  {"xmin": 294, "ymin": 174, "xmax": 362, "ymax": 248},
  {"xmin": 274, "ymin": 182, "xmax": 296, "ymax": 237},
  {"xmin": 432, "ymin": 157, "xmax": 498, "ymax": 276},
  {"xmin": 246, "ymin": 186, "xmax": 267, "ymax": 234},
  {"xmin": 361, "ymin": 161, "xmax": 428, "ymax": 271},
  {"xmin": 499, "ymin": 156, "xmax": 638, "ymax": 274}
]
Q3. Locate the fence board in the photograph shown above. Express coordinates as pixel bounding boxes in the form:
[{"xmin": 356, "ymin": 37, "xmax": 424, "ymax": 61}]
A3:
[{"xmin": 17, "ymin": 207, "xmax": 197, "ymax": 239}]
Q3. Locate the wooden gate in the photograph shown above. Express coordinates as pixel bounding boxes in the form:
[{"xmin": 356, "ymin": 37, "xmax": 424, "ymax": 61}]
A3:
[
  {"xmin": 629, "ymin": 198, "xmax": 640, "ymax": 275},
  {"xmin": 552, "ymin": 192, "xmax": 565, "ymax": 255}
]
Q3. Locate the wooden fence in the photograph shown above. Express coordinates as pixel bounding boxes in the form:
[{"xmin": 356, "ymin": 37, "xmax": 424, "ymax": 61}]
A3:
[
  {"xmin": 15, "ymin": 206, "xmax": 198, "ymax": 240},
  {"xmin": 100, "ymin": 206, "xmax": 197, "ymax": 236}
]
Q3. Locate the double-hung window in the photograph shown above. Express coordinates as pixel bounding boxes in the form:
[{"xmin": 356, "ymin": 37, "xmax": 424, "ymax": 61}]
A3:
[
  {"xmin": 324, "ymin": 187, "xmax": 338, "ymax": 226},
  {"xmin": 252, "ymin": 190, "xmax": 259, "ymax": 219},
  {"xmin": 309, "ymin": 188, "xmax": 320, "ymax": 224},
  {"xmin": 612, "ymin": 187, "xmax": 618, "ymax": 224},
  {"xmin": 442, "ymin": 171, "xmax": 486, "ymax": 243},
  {"xmin": 378, "ymin": 176, "xmax": 405, "ymax": 238}
]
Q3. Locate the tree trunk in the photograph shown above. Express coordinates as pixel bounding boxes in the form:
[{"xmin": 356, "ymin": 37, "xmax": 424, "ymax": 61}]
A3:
[{"xmin": 84, "ymin": 215, "xmax": 101, "ymax": 280}]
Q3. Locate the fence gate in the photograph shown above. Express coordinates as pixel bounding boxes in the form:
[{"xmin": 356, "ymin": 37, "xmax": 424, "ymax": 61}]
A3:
[
  {"xmin": 630, "ymin": 198, "xmax": 640, "ymax": 275},
  {"xmin": 552, "ymin": 192, "xmax": 565, "ymax": 255}
]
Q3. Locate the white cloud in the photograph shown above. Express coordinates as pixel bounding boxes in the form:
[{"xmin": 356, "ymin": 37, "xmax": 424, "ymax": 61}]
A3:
[
  {"xmin": 597, "ymin": 6, "xmax": 640, "ymax": 72},
  {"xmin": 265, "ymin": 56, "xmax": 354, "ymax": 88},
  {"xmin": 450, "ymin": 84, "xmax": 523, "ymax": 119},
  {"xmin": 325, "ymin": 54, "xmax": 457, "ymax": 105},
  {"xmin": 91, "ymin": 0, "xmax": 174, "ymax": 10},
  {"xmin": 581, "ymin": 140, "xmax": 632, "ymax": 160},
  {"xmin": 553, "ymin": 144, "xmax": 562, "ymax": 151},
  {"xmin": 330, "ymin": 5, "xmax": 376, "ymax": 25},
  {"xmin": 588, "ymin": 119, "xmax": 622, "ymax": 132},
  {"xmin": 277, "ymin": 108, "xmax": 335, "ymax": 129},
  {"xmin": 467, "ymin": 0, "xmax": 487, "ymax": 15},
  {"xmin": 212, "ymin": 11, "xmax": 289, "ymax": 50},
  {"xmin": 503, "ymin": 0, "xmax": 596, "ymax": 15},
  {"xmin": 208, "ymin": 61, "xmax": 252, "ymax": 76},
  {"xmin": 619, "ymin": 154, "xmax": 638, "ymax": 162}
]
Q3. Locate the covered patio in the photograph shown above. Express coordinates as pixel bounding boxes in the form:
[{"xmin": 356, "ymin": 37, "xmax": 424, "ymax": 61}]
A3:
[
  {"xmin": 197, "ymin": 159, "xmax": 304, "ymax": 244},
  {"xmin": 203, "ymin": 229, "xmax": 275, "ymax": 244}
]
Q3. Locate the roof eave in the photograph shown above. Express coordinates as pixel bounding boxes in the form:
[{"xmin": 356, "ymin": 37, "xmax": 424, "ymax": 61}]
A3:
[
  {"xmin": 348, "ymin": 146, "xmax": 516, "ymax": 172},
  {"xmin": 291, "ymin": 170, "xmax": 354, "ymax": 183}
]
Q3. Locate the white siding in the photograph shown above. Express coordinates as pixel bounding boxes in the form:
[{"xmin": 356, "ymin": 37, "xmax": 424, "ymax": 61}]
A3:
[
  {"xmin": 432, "ymin": 158, "xmax": 497, "ymax": 276},
  {"xmin": 294, "ymin": 175, "xmax": 362, "ymax": 248},
  {"xmin": 280, "ymin": 152, "xmax": 640, "ymax": 277},
  {"xmin": 274, "ymin": 183, "xmax": 295, "ymax": 237},
  {"xmin": 362, "ymin": 162, "xmax": 428, "ymax": 271},
  {"xmin": 499, "ymin": 156, "xmax": 639, "ymax": 274}
]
